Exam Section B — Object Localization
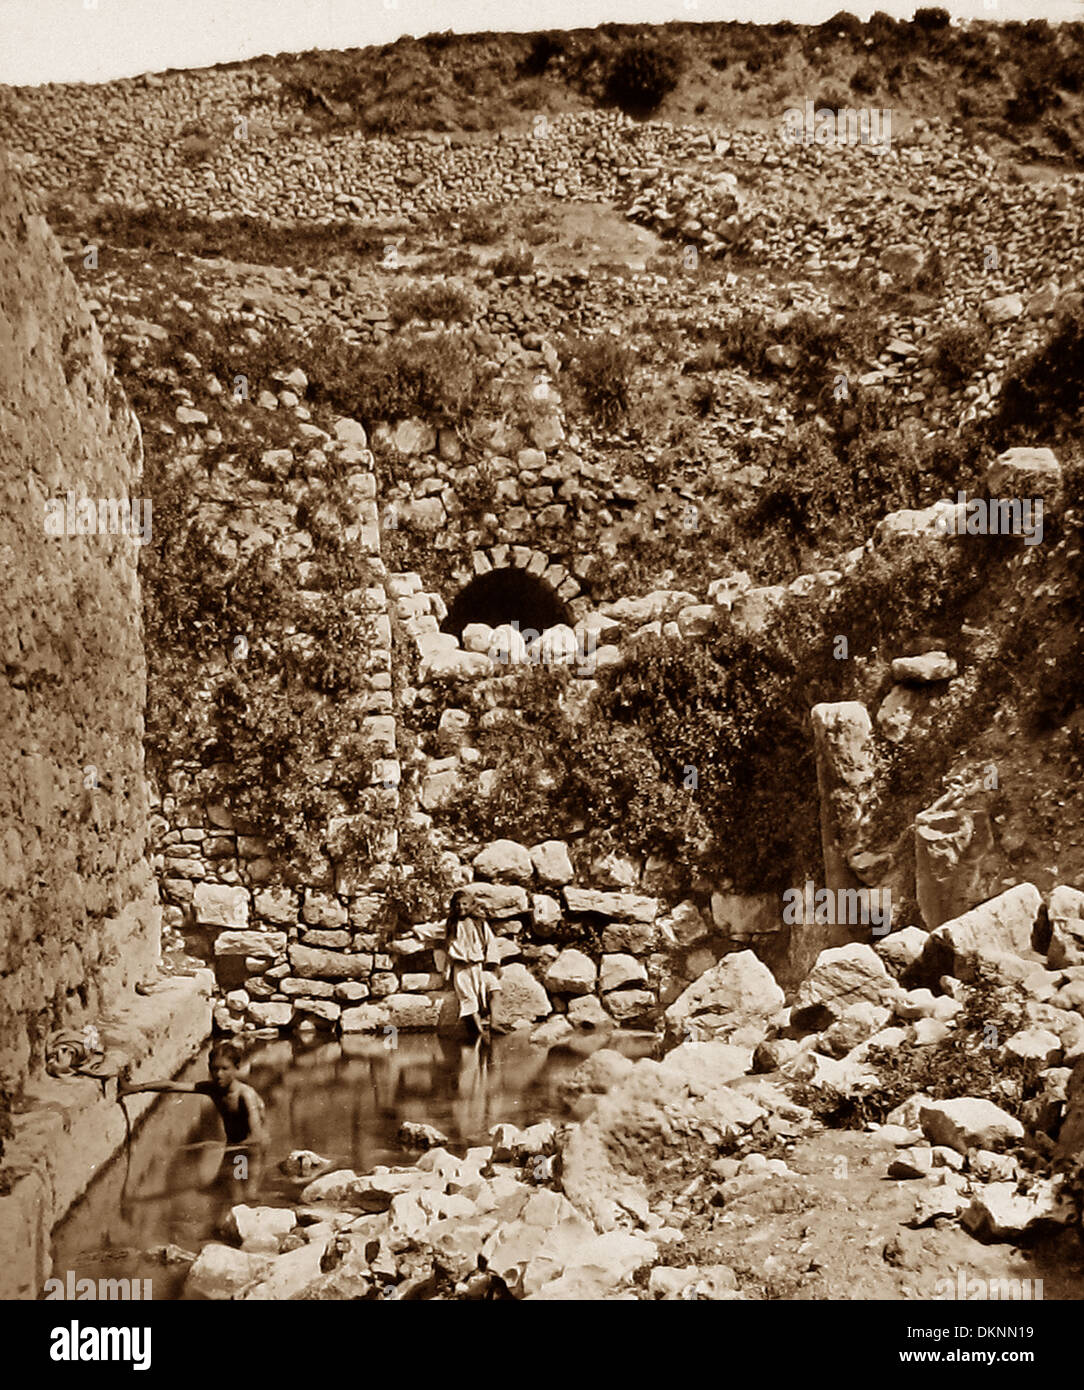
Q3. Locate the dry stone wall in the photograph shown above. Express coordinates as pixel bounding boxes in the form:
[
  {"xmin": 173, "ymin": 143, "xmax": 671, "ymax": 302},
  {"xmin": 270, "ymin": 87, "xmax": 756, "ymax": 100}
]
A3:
[{"xmin": 0, "ymin": 151, "xmax": 160, "ymax": 1090}]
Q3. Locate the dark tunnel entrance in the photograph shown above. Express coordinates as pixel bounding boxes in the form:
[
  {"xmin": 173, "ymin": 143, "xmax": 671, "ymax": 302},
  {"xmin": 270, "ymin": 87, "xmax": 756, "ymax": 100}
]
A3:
[{"xmin": 441, "ymin": 568, "xmax": 573, "ymax": 642}]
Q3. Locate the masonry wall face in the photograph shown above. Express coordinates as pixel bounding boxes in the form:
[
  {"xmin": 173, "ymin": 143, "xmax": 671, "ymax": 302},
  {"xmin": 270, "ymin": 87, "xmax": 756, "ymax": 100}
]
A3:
[{"xmin": 0, "ymin": 153, "xmax": 160, "ymax": 1089}]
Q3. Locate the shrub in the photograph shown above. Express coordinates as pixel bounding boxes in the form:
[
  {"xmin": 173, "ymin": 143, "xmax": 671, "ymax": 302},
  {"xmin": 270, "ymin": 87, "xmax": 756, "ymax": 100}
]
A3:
[
  {"xmin": 931, "ymin": 322, "xmax": 988, "ymax": 384},
  {"xmin": 490, "ymin": 247, "xmax": 535, "ymax": 277},
  {"xmin": 299, "ymin": 326, "xmax": 487, "ymax": 427},
  {"xmin": 792, "ymin": 975, "xmax": 1042, "ymax": 1128},
  {"xmin": 603, "ymin": 36, "xmax": 685, "ymax": 116},
  {"xmin": 458, "ymin": 203, "xmax": 506, "ymax": 245},
  {"xmin": 1005, "ymin": 79, "xmax": 1061, "ymax": 124},
  {"xmin": 520, "ymin": 33, "xmax": 564, "ymax": 77},
  {"xmin": 386, "ymin": 281, "xmax": 473, "ymax": 326},
  {"xmin": 849, "ymin": 66, "xmax": 879, "ymax": 96},
  {"xmin": 995, "ymin": 302, "xmax": 1084, "ymax": 441},
  {"xmin": 566, "ymin": 334, "xmax": 636, "ymax": 427},
  {"xmin": 913, "ymin": 7, "xmax": 951, "ymax": 33}
]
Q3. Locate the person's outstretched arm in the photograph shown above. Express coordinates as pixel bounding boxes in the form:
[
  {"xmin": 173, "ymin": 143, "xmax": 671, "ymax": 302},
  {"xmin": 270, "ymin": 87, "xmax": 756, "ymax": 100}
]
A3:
[{"xmin": 117, "ymin": 1073, "xmax": 197, "ymax": 1097}]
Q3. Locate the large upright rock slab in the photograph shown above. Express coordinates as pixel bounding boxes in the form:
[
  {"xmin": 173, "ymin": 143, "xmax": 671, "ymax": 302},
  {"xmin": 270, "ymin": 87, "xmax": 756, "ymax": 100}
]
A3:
[
  {"xmin": 803, "ymin": 702, "xmax": 876, "ymax": 979},
  {"xmin": 914, "ymin": 791, "xmax": 1001, "ymax": 929},
  {"xmin": 0, "ymin": 151, "xmax": 160, "ymax": 1089},
  {"xmin": 810, "ymin": 703, "xmax": 875, "ymax": 895}
]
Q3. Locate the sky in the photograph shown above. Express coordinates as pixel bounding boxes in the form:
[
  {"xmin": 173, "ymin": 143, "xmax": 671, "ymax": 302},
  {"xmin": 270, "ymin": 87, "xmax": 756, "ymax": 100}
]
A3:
[{"xmin": 1, "ymin": 0, "xmax": 1080, "ymax": 87}]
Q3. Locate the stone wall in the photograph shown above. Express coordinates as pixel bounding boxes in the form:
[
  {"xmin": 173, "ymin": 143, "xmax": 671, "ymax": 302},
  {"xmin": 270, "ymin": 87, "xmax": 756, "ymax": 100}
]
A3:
[{"xmin": 0, "ymin": 150, "xmax": 160, "ymax": 1090}]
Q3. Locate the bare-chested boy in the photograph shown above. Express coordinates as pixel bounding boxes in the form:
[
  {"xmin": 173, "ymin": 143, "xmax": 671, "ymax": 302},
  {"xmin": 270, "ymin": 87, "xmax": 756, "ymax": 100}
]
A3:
[{"xmin": 119, "ymin": 1041, "xmax": 268, "ymax": 1150}]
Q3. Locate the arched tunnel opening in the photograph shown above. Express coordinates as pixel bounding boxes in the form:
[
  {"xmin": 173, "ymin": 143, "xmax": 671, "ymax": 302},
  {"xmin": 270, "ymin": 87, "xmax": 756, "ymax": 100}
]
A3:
[{"xmin": 441, "ymin": 567, "xmax": 573, "ymax": 642}]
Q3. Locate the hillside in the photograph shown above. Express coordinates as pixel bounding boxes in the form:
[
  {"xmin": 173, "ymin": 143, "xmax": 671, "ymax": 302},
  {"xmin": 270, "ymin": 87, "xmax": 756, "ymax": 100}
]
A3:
[{"xmin": 5, "ymin": 10, "xmax": 1084, "ymax": 1306}]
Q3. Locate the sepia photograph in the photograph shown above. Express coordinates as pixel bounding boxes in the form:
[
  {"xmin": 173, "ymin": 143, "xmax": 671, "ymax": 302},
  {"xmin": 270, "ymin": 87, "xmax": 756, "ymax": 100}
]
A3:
[{"xmin": 0, "ymin": 0, "xmax": 1080, "ymax": 1363}]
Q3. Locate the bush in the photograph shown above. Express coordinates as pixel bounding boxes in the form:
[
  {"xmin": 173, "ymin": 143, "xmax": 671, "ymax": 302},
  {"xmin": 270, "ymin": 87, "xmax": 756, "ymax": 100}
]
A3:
[
  {"xmin": 458, "ymin": 203, "xmax": 506, "ymax": 245},
  {"xmin": 931, "ymin": 322, "xmax": 988, "ymax": 384},
  {"xmin": 520, "ymin": 33, "xmax": 564, "ymax": 77},
  {"xmin": 995, "ymin": 303, "xmax": 1084, "ymax": 441},
  {"xmin": 912, "ymin": 7, "xmax": 951, "ymax": 33},
  {"xmin": 849, "ymin": 66, "xmax": 879, "ymax": 96},
  {"xmin": 603, "ymin": 36, "xmax": 685, "ymax": 116},
  {"xmin": 299, "ymin": 326, "xmax": 487, "ymax": 427},
  {"xmin": 1005, "ymin": 79, "xmax": 1061, "ymax": 124},
  {"xmin": 490, "ymin": 247, "xmax": 535, "ymax": 277},
  {"xmin": 792, "ymin": 975, "xmax": 1042, "ymax": 1129},
  {"xmin": 566, "ymin": 334, "xmax": 636, "ymax": 426},
  {"xmin": 386, "ymin": 281, "xmax": 472, "ymax": 326}
]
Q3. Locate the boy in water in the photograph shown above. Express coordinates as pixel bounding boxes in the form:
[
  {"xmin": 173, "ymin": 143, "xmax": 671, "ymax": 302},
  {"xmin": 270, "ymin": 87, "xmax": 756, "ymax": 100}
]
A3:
[{"xmin": 119, "ymin": 1041, "xmax": 269, "ymax": 1152}]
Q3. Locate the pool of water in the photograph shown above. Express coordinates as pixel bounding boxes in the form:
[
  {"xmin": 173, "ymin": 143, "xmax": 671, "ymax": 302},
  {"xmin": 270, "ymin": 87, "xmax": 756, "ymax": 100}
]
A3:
[{"xmin": 51, "ymin": 1029, "xmax": 654, "ymax": 1299}]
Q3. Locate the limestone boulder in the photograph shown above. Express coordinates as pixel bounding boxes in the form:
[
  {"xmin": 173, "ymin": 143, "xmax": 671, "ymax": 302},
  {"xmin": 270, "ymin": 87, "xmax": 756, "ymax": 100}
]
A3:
[
  {"xmin": 194, "ymin": 883, "xmax": 250, "ymax": 929},
  {"xmin": 874, "ymin": 926, "xmax": 929, "ymax": 977},
  {"xmin": 920, "ymin": 883, "xmax": 1042, "ymax": 981},
  {"xmin": 961, "ymin": 1179, "xmax": 1072, "ymax": 1240},
  {"xmin": 558, "ymin": 1048, "xmax": 636, "ymax": 1111},
  {"xmin": 1047, "ymin": 885, "xmax": 1084, "ymax": 970},
  {"xmin": 605, "ymin": 989, "xmax": 656, "ymax": 1024},
  {"xmin": 420, "ymin": 650, "xmax": 494, "ymax": 684},
  {"xmin": 455, "ymin": 882, "xmax": 529, "ymax": 920},
  {"xmin": 184, "ymin": 1244, "xmax": 272, "ymax": 1299},
  {"xmin": 472, "ymin": 839, "xmax": 533, "ymax": 885},
  {"xmin": 567, "ymin": 995, "xmax": 614, "ymax": 1031},
  {"xmin": 891, "ymin": 651, "xmax": 957, "ymax": 683},
  {"xmin": 544, "ymin": 948, "xmax": 597, "ymax": 995},
  {"xmin": 529, "ymin": 840, "xmax": 574, "ymax": 886},
  {"xmin": 563, "ymin": 889, "xmax": 657, "ymax": 923},
  {"xmin": 664, "ymin": 949, "xmax": 784, "ymax": 1044},
  {"xmin": 214, "ymin": 930, "xmax": 285, "ymax": 959},
  {"xmin": 919, "ymin": 1098, "xmax": 1025, "ymax": 1155},
  {"xmin": 792, "ymin": 942, "xmax": 899, "ymax": 1026},
  {"xmin": 222, "ymin": 1204, "xmax": 296, "ymax": 1254},
  {"xmin": 461, "ymin": 622, "xmax": 494, "ymax": 655},
  {"xmin": 491, "ymin": 963, "xmax": 551, "ymax": 1031},
  {"xmin": 288, "ymin": 944, "xmax": 370, "ymax": 981},
  {"xmin": 526, "ymin": 1229, "xmax": 657, "ymax": 1300},
  {"xmin": 600, "ymin": 953, "xmax": 647, "ymax": 993},
  {"xmin": 986, "ymin": 446, "xmax": 1060, "ymax": 497}
]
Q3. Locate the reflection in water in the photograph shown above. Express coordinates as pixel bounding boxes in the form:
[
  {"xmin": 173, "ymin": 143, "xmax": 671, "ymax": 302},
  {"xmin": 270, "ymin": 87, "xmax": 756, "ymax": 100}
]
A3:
[{"xmin": 51, "ymin": 1029, "xmax": 653, "ymax": 1300}]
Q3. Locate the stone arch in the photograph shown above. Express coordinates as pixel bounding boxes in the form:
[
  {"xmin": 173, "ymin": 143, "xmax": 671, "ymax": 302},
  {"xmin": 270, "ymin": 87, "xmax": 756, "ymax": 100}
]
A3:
[{"xmin": 441, "ymin": 566, "xmax": 574, "ymax": 642}]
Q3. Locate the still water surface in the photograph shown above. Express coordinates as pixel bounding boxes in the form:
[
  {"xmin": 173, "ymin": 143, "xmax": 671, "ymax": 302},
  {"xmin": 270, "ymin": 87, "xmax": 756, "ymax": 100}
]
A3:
[{"xmin": 51, "ymin": 1029, "xmax": 654, "ymax": 1298}]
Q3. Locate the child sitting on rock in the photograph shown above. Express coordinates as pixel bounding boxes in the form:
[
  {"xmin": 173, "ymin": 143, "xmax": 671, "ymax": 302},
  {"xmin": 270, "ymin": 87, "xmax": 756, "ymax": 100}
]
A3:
[{"xmin": 445, "ymin": 890, "xmax": 503, "ymax": 1042}]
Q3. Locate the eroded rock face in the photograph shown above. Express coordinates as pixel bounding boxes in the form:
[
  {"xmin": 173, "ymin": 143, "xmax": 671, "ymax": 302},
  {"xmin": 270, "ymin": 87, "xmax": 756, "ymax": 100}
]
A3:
[
  {"xmin": 914, "ymin": 790, "xmax": 1002, "ymax": 930},
  {"xmin": 0, "ymin": 151, "xmax": 159, "ymax": 1088}
]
